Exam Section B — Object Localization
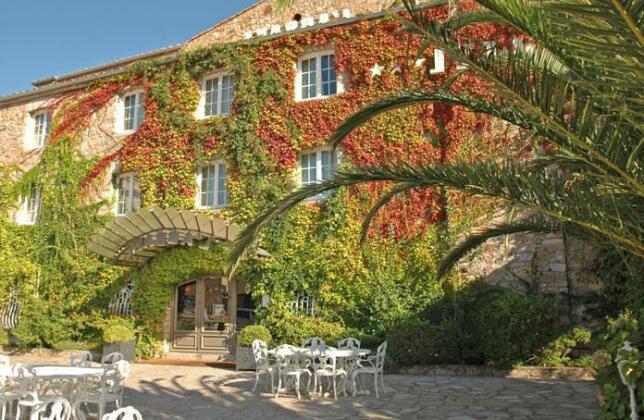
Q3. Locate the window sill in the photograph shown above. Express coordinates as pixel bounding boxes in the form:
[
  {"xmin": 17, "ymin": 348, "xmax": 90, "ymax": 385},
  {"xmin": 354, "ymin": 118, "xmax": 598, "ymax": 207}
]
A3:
[{"xmin": 295, "ymin": 92, "xmax": 342, "ymax": 103}]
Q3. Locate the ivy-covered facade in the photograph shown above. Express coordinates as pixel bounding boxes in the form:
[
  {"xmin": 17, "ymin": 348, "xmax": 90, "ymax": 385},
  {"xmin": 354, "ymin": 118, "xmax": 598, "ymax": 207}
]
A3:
[{"xmin": 0, "ymin": 1, "xmax": 521, "ymax": 359}]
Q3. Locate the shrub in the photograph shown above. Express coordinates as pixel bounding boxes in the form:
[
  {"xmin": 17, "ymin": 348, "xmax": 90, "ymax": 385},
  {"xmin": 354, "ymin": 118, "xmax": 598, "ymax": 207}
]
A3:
[
  {"xmin": 100, "ymin": 317, "xmax": 136, "ymax": 344},
  {"xmin": 386, "ymin": 282, "xmax": 567, "ymax": 368},
  {"xmin": 0, "ymin": 330, "xmax": 8, "ymax": 347},
  {"xmin": 237, "ymin": 325, "xmax": 272, "ymax": 347},
  {"xmin": 264, "ymin": 314, "xmax": 352, "ymax": 347},
  {"xmin": 534, "ymin": 328, "xmax": 592, "ymax": 367},
  {"xmin": 51, "ymin": 340, "xmax": 92, "ymax": 351}
]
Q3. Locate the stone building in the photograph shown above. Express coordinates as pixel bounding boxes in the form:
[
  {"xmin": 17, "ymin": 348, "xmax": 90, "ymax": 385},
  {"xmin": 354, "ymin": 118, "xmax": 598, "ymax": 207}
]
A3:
[{"xmin": 0, "ymin": 0, "xmax": 603, "ymax": 360}]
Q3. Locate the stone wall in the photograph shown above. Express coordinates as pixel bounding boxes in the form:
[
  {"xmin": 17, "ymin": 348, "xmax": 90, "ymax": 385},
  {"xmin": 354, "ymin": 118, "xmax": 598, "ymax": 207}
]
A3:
[{"xmin": 458, "ymin": 231, "xmax": 605, "ymax": 331}]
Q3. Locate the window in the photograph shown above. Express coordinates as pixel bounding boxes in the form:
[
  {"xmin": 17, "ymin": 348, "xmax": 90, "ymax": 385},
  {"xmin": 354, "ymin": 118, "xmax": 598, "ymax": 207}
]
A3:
[
  {"xmin": 296, "ymin": 51, "xmax": 344, "ymax": 101},
  {"xmin": 200, "ymin": 74, "xmax": 235, "ymax": 118},
  {"xmin": 25, "ymin": 110, "xmax": 50, "ymax": 149},
  {"xmin": 196, "ymin": 162, "xmax": 228, "ymax": 209},
  {"xmin": 114, "ymin": 173, "xmax": 140, "ymax": 216},
  {"xmin": 298, "ymin": 147, "xmax": 339, "ymax": 186},
  {"xmin": 16, "ymin": 188, "xmax": 40, "ymax": 225},
  {"xmin": 121, "ymin": 91, "xmax": 144, "ymax": 132}
]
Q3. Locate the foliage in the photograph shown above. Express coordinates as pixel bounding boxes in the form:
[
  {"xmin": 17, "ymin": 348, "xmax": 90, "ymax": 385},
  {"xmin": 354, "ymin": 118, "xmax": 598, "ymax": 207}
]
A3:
[
  {"xmin": 51, "ymin": 340, "xmax": 95, "ymax": 351},
  {"xmin": 261, "ymin": 312, "xmax": 354, "ymax": 347},
  {"xmin": 386, "ymin": 282, "xmax": 565, "ymax": 369},
  {"xmin": 237, "ymin": 325, "xmax": 272, "ymax": 347},
  {"xmin": 533, "ymin": 328, "xmax": 592, "ymax": 367},
  {"xmin": 99, "ymin": 317, "xmax": 136, "ymax": 344},
  {"xmin": 0, "ymin": 330, "xmax": 8, "ymax": 348},
  {"xmin": 596, "ymin": 310, "xmax": 644, "ymax": 419}
]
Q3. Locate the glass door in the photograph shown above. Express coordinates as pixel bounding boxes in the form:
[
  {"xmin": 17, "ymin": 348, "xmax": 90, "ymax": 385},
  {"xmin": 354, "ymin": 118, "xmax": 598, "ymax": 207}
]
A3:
[{"xmin": 172, "ymin": 277, "xmax": 236, "ymax": 353}]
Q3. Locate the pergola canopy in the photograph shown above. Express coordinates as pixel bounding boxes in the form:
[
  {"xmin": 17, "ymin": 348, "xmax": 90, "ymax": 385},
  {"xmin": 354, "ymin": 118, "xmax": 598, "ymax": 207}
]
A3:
[{"xmin": 88, "ymin": 206, "xmax": 264, "ymax": 267}]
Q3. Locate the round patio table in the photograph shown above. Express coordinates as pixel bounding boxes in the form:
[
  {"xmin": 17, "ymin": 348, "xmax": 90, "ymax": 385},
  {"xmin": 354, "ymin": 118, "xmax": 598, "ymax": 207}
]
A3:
[{"xmin": 1, "ymin": 365, "xmax": 105, "ymax": 380}]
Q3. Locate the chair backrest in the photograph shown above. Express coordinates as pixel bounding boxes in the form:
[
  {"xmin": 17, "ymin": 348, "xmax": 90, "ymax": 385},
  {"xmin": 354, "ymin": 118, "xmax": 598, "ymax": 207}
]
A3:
[
  {"xmin": 101, "ymin": 352, "xmax": 124, "ymax": 367},
  {"xmin": 273, "ymin": 345, "xmax": 301, "ymax": 370},
  {"xmin": 314, "ymin": 352, "xmax": 338, "ymax": 373},
  {"xmin": 0, "ymin": 354, "xmax": 10, "ymax": 366},
  {"xmin": 251, "ymin": 340, "xmax": 269, "ymax": 370},
  {"xmin": 302, "ymin": 337, "xmax": 325, "ymax": 348},
  {"xmin": 40, "ymin": 397, "xmax": 73, "ymax": 420},
  {"xmin": 102, "ymin": 406, "xmax": 143, "ymax": 420},
  {"xmin": 337, "ymin": 337, "xmax": 360, "ymax": 349},
  {"xmin": 375, "ymin": 341, "xmax": 387, "ymax": 370},
  {"xmin": 114, "ymin": 360, "xmax": 131, "ymax": 383},
  {"xmin": 70, "ymin": 351, "xmax": 93, "ymax": 367}
]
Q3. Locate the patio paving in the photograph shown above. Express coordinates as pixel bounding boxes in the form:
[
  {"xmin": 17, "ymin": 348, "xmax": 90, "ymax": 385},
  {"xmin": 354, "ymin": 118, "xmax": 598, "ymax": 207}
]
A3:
[
  {"xmin": 120, "ymin": 363, "xmax": 599, "ymax": 419},
  {"xmin": 3, "ymin": 352, "xmax": 600, "ymax": 419}
]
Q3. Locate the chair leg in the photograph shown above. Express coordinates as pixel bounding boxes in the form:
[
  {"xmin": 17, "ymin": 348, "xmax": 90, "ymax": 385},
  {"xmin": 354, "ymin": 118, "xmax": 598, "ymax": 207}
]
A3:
[
  {"xmin": 1, "ymin": 402, "xmax": 6, "ymax": 420},
  {"xmin": 275, "ymin": 374, "xmax": 281, "ymax": 399},
  {"xmin": 295, "ymin": 375, "xmax": 301, "ymax": 400},
  {"xmin": 99, "ymin": 402, "xmax": 105, "ymax": 420},
  {"xmin": 380, "ymin": 372, "xmax": 386, "ymax": 396},
  {"xmin": 15, "ymin": 404, "xmax": 20, "ymax": 420},
  {"xmin": 333, "ymin": 378, "xmax": 338, "ymax": 400},
  {"xmin": 253, "ymin": 372, "xmax": 259, "ymax": 392},
  {"xmin": 374, "ymin": 373, "xmax": 379, "ymax": 399},
  {"xmin": 270, "ymin": 371, "xmax": 275, "ymax": 393}
]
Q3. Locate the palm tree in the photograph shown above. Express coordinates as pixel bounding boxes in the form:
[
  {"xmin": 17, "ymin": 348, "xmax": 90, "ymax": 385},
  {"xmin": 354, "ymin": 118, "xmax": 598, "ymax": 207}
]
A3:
[{"xmin": 229, "ymin": 0, "xmax": 643, "ymax": 277}]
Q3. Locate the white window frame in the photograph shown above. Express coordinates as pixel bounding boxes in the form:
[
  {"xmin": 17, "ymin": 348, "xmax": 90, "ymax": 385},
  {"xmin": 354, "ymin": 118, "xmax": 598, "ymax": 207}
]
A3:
[
  {"xmin": 296, "ymin": 146, "xmax": 341, "ymax": 187},
  {"xmin": 114, "ymin": 172, "xmax": 140, "ymax": 216},
  {"xmin": 195, "ymin": 161, "xmax": 228, "ymax": 209},
  {"xmin": 196, "ymin": 72, "xmax": 235, "ymax": 119},
  {"xmin": 117, "ymin": 90, "xmax": 145, "ymax": 134},
  {"xmin": 295, "ymin": 50, "xmax": 345, "ymax": 102},
  {"xmin": 16, "ymin": 188, "xmax": 41, "ymax": 225},
  {"xmin": 24, "ymin": 110, "xmax": 50, "ymax": 150}
]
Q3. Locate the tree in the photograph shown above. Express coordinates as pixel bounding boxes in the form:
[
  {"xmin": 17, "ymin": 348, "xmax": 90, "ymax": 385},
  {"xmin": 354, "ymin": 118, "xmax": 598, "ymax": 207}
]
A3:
[{"xmin": 229, "ymin": 0, "xmax": 643, "ymax": 278}]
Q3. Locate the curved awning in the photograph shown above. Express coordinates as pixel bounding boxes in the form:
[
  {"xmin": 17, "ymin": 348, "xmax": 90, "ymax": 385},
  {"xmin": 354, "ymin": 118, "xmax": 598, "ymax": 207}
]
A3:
[{"xmin": 88, "ymin": 206, "xmax": 266, "ymax": 267}]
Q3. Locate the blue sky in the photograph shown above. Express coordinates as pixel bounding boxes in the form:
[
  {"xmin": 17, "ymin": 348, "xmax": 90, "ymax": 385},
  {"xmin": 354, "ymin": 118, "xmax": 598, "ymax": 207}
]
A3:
[{"xmin": 0, "ymin": 0, "xmax": 258, "ymax": 96}]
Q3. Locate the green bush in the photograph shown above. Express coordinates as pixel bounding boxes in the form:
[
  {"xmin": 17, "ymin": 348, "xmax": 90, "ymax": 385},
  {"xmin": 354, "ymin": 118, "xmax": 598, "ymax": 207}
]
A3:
[
  {"xmin": 100, "ymin": 317, "xmax": 136, "ymax": 344},
  {"xmin": 237, "ymin": 325, "xmax": 272, "ymax": 347},
  {"xmin": 264, "ymin": 314, "xmax": 353, "ymax": 347},
  {"xmin": 386, "ymin": 282, "xmax": 568, "ymax": 369},
  {"xmin": 0, "ymin": 330, "xmax": 8, "ymax": 347},
  {"xmin": 534, "ymin": 328, "xmax": 592, "ymax": 367},
  {"xmin": 51, "ymin": 340, "xmax": 93, "ymax": 351},
  {"xmin": 596, "ymin": 310, "xmax": 644, "ymax": 419}
]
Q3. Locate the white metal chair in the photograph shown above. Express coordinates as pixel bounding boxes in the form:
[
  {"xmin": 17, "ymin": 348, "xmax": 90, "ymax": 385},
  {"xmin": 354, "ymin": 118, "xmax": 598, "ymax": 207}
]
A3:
[
  {"xmin": 100, "ymin": 352, "xmax": 124, "ymax": 368},
  {"xmin": 70, "ymin": 351, "xmax": 93, "ymax": 367},
  {"xmin": 32, "ymin": 397, "xmax": 73, "ymax": 420},
  {"xmin": 251, "ymin": 340, "xmax": 275, "ymax": 393},
  {"xmin": 273, "ymin": 345, "xmax": 311, "ymax": 400},
  {"xmin": 302, "ymin": 337, "xmax": 325, "ymax": 348},
  {"xmin": 0, "ymin": 355, "xmax": 10, "ymax": 366},
  {"xmin": 0, "ymin": 373, "xmax": 20, "ymax": 420},
  {"xmin": 73, "ymin": 361, "xmax": 129, "ymax": 420},
  {"xmin": 312, "ymin": 351, "xmax": 347, "ymax": 400},
  {"xmin": 15, "ymin": 365, "xmax": 61, "ymax": 420},
  {"xmin": 337, "ymin": 338, "xmax": 360, "ymax": 349},
  {"xmin": 102, "ymin": 406, "xmax": 143, "ymax": 420},
  {"xmin": 351, "ymin": 341, "xmax": 387, "ymax": 398}
]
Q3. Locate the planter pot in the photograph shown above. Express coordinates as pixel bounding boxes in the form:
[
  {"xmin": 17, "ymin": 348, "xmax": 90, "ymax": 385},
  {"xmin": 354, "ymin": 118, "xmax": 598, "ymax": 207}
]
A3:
[
  {"xmin": 103, "ymin": 340, "xmax": 135, "ymax": 362},
  {"xmin": 236, "ymin": 345, "xmax": 255, "ymax": 371}
]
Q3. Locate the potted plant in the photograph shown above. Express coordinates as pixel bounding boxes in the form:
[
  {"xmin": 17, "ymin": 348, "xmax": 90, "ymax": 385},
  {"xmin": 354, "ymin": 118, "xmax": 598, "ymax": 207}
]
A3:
[
  {"xmin": 236, "ymin": 325, "xmax": 271, "ymax": 371},
  {"xmin": 101, "ymin": 317, "xmax": 136, "ymax": 362}
]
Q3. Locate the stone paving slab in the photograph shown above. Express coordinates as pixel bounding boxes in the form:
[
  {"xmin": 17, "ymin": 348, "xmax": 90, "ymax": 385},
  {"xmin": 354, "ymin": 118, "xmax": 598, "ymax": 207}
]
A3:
[{"xmin": 3, "ymin": 352, "xmax": 600, "ymax": 419}]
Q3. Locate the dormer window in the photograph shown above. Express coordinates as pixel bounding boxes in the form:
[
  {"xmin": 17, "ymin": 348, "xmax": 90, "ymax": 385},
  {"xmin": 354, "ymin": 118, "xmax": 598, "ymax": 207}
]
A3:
[
  {"xmin": 119, "ymin": 91, "xmax": 144, "ymax": 133},
  {"xmin": 16, "ymin": 188, "xmax": 40, "ymax": 225},
  {"xmin": 114, "ymin": 173, "xmax": 141, "ymax": 216},
  {"xmin": 24, "ymin": 110, "xmax": 50, "ymax": 149},
  {"xmin": 296, "ymin": 50, "xmax": 345, "ymax": 101},
  {"xmin": 198, "ymin": 73, "xmax": 235, "ymax": 118}
]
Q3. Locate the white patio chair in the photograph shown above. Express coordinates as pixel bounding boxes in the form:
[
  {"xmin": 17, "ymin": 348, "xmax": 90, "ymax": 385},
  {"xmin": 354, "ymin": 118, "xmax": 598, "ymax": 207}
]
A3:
[
  {"xmin": 73, "ymin": 361, "xmax": 129, "ymax": 419},
  {"xmin": 70, "ymin": 351, "xmax": 93, "ymax": 367},
  {"xmin": 102, "ymin": 406, "xmax": 143, "ymax": 420},
  {"xmin": 302, "ymin": 337, "xmax": 325, "ymax": 348},
  {"xmin": 251, "ymin": 340, "xmax": 275, "ymax": 393},
  {"xmin": 337, "ymin": 337, "xmax": 360, "ymax": 349},
  {"xmin": 101, "ymin": 352, "xmax": 124, "ymax": 368},
  {"xmin": 0, "ymin": 373, "xmax": 20, "ymax": 420},
  {"xmin": 312, "ymin": 351, "xmax": 347, "ymax": 400},
  {"xmin": 0, "ymin": 355, "xmax": 10, "ymax": 366},
  {"xmin": 32, "ymin": 397, "xmax": 73, "ymax": 420},
  {"xmin": 273, "ymin": 345, "xmax": 311, "ymax": 400},
  {"xmin": 351, "ymin": 341, "xmax": 387, "ymax": 398},
  {"xmin": 15, "ymin": 365, "xmax": 60, "ymax": 420}
]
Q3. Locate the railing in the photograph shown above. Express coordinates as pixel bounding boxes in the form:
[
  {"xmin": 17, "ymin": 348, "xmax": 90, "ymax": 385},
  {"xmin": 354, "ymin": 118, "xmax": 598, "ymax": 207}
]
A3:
[
  {"xmin": 289, "ymin": 295, "xmax": 315, "ymax": 316},
  {"xmin": 108, "ymin": 281, "xmax": 133, "ymax": 316},
  {"xmin": 0, "ymin": 293, "xmax": 20, "ymax": 329}
]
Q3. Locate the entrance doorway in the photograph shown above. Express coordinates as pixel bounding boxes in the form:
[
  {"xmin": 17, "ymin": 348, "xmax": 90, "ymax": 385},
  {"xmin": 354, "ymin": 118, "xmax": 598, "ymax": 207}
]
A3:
[{"xmin": 172, "ymin": 276, "xmax": 237, "ymax": 354}]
